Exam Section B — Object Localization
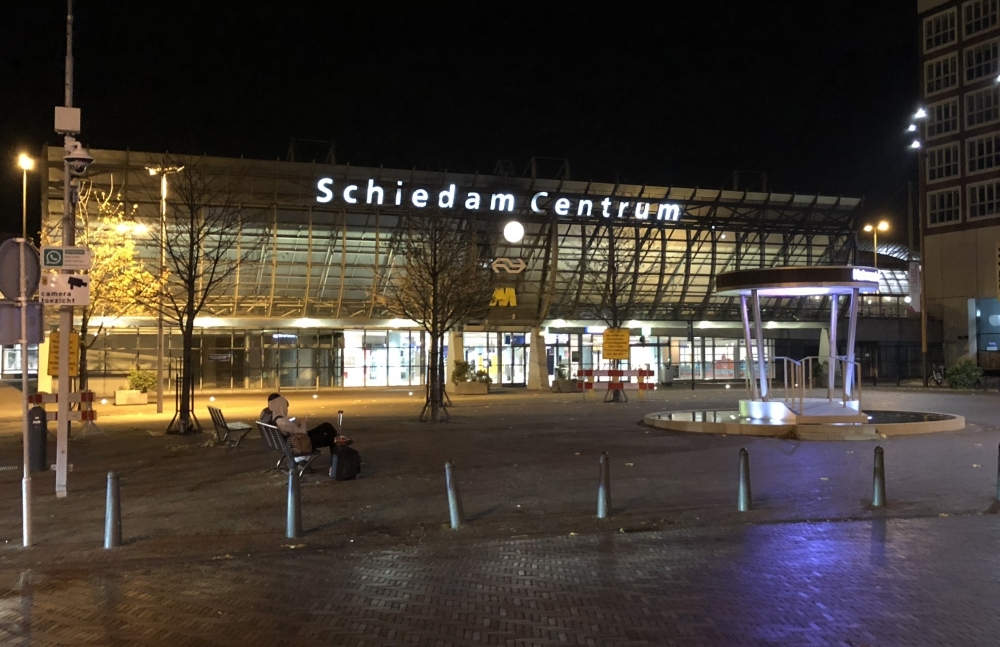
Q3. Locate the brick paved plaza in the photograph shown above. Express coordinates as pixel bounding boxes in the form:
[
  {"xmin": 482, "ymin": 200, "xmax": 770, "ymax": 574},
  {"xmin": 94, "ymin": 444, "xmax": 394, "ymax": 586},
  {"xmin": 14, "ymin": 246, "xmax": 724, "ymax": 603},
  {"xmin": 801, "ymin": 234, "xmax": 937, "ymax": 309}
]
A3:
[{"xmin": 0, "ymin": 385, "xmax": 997, "ymax": 645}]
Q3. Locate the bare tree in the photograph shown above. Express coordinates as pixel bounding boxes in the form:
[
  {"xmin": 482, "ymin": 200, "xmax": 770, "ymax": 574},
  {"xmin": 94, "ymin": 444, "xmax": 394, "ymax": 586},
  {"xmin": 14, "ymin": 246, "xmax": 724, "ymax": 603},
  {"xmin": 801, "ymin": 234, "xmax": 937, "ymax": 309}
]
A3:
[
  {"xmin": 580, "ymin": 223, "xmax": 650, "ymax": 401},
  {"xmin": 145, "ymin": 158, "xmax": 259, "ymax": 433},
  {"xmin": 380, "ymin": 213, "xmax": 493, "ymax": 421}
]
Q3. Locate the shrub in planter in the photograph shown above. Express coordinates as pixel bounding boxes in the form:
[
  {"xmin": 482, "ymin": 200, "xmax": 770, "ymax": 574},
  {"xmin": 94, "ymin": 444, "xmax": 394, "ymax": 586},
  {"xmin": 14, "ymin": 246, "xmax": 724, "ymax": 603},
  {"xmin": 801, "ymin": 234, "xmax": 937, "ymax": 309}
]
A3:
[
  {"xmin": 127, "ymin": 368, "xmax": 157, "ymax": 393},
  {"xmin": 473, "ymin": 369, "xmax": 492, "ymax": 384},
  {"xmin": 945, "ymin": 359, "xmax": 983, "ymax": 389},
  {"xmin": 451, "ymin": 360, "xmax": 473, "ymax": 385}
]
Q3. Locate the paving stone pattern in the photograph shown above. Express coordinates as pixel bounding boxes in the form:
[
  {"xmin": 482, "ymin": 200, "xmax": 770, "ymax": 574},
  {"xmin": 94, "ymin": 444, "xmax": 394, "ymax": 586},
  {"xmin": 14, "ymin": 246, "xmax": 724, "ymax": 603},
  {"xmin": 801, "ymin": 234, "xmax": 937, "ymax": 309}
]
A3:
[{"xmin": 0, "ymin": 515, "xmax": 997, "ymax": 646}]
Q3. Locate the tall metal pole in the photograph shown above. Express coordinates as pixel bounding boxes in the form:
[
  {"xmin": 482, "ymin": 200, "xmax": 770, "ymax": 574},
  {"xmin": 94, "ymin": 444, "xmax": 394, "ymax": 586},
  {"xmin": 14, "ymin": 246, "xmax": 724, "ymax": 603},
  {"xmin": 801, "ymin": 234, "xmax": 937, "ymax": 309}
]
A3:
[
  {"xmin": 20, "ymin": 166, "xmax": 32, "ymax": 547},
  {"xmin": 56, "ymin": 0, "xmax": 75, "ymax": 498},
  {"xmin": 872, "ymin": 229, "xmax": 878, "ymax": 271},
  {"xmin": 156, "ymin": 173, "xmax": 166, "ymax": 413}
]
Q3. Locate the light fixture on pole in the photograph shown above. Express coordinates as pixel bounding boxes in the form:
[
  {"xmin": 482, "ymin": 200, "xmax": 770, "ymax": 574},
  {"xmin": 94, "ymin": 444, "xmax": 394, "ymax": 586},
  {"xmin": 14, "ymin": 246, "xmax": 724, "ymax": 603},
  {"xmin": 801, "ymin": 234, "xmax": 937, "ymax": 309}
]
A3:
[
  {"xmin": 145, "ymin": 165, "xmax": 184, "ymax": 414},
  {"xmin": 17, "ymin": 153, "xmax": 34, "ymax": 547},
  {"xmin": 862, "ymin": 220, "xmax": 890, "ymax": 271}
]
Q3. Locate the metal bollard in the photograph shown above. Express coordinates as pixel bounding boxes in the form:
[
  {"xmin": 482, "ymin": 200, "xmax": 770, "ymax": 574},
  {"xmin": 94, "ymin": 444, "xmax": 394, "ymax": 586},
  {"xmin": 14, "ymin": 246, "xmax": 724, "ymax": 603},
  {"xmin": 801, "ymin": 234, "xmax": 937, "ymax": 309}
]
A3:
[
  {"xmin": 104, "ymin": 472, "xmax": 122, "ymax": 549},
  {"xmin": 597, "ymin": 452, "xmax": 611, "ymax": 519},
  {"xmin": 337, "ymin": 410, "xmax": 344, "ymax": 433},
  {"xmin": 872, "ymin": 445, "xmax": 886, "ymax": 508},
  {"xmin": 444, "ymin": 461, "xmax": 464, "ymax": 529},
  {"xmin": 738, "ymin": 448, "xmax": 752, "ymax": 512},
  {"xmin": 286, "ymin": 468, "xmax": 303, "ymax": 539}
]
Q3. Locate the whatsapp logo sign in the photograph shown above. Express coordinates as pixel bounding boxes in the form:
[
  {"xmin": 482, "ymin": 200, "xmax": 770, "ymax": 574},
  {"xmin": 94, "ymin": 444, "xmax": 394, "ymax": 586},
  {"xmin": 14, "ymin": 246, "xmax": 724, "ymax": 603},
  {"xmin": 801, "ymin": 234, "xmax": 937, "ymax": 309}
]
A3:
[{"xmin": 44, "ymin": 249, "xmax": 64, "ymax": 267}]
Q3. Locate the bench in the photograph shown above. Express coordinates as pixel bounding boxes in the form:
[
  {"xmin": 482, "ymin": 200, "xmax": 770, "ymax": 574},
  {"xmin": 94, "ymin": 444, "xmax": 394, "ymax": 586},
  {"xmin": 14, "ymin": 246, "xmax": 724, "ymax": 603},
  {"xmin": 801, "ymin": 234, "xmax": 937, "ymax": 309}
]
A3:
[
  {"xmin": 255, "ymin": 421, "xmax": 322, "ymax": 475},
  {"xmin": 208, "ymin": 406, "xmax": 253, "ymax": 448}
]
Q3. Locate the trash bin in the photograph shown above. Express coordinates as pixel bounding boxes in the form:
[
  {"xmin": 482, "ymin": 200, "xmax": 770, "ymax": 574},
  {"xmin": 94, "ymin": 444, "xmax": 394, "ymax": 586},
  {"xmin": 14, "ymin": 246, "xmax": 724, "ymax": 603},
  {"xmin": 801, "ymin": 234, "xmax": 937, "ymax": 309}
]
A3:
[{"xmin": 28, "ymin": 406, "xmax": 47, "ymax": 473}]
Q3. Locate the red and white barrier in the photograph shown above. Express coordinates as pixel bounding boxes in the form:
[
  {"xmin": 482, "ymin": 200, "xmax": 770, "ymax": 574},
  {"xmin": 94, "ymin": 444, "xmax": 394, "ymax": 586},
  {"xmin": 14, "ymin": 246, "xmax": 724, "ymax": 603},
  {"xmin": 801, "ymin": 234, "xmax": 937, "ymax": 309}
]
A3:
[{"xmin": 576, "ymin": 369, "xmax": 655, "ymax": 401}]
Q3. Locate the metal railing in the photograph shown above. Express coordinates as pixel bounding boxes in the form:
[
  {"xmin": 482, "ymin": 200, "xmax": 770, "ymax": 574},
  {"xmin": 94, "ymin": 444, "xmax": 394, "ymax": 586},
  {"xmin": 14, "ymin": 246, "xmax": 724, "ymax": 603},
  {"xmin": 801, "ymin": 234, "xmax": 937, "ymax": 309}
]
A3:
[{"xmin": 750, "ymin": 355, "xmax": 861, "ymax": 414}]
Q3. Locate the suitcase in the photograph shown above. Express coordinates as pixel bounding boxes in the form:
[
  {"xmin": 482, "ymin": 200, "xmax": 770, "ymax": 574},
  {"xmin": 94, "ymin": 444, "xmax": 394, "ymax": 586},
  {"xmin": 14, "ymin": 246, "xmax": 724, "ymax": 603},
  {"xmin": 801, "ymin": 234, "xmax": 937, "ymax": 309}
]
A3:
[{"xmin": 330, "ymin": 445, "xmax": 361, "ymax": 481}]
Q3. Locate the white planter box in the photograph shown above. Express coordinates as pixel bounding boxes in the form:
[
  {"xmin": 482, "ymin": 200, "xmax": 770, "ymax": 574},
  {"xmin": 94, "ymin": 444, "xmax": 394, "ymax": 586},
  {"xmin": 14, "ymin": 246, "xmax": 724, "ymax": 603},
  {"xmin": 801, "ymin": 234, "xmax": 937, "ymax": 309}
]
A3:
[
  {"xmin": 115, "ymin": 390, "xmax": 148, "ymax": 406},
  {"xmin": 453, "ymin": 381, "xmax": 489, "ymax": 395}
]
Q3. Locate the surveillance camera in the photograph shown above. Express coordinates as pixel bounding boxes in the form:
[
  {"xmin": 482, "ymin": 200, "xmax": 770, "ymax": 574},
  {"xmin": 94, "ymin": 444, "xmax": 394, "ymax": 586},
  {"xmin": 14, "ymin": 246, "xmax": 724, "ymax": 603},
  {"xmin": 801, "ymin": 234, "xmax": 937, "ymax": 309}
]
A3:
[{"xmin": 64, "ymin": 137, "xmax": 94, "ymax": 176}]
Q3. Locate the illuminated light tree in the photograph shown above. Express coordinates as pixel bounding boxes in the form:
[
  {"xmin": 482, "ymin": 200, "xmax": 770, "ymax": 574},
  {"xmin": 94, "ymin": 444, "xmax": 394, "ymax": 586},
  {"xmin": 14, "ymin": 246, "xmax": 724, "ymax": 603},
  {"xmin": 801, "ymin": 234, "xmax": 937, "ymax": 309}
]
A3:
[{"xmin": 44, "ymin": 179, "xmax": 161, "ymax": 392}]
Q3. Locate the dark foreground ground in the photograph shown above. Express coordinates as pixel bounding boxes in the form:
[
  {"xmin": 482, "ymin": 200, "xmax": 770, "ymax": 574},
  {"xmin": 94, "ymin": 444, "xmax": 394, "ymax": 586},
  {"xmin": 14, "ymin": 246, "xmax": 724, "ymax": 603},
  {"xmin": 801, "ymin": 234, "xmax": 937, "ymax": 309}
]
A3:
[{"xmin": 0, "ymin": 386, "xmax": 996, "ymax": 645}]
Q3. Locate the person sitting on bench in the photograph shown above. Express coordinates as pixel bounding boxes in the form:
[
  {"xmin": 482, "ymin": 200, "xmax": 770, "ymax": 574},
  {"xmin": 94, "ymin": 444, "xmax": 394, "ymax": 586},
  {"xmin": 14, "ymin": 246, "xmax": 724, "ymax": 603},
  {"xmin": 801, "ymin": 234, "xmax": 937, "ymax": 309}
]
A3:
[{"xmin": 259, "ymin": 393, "xmax": 350, "ymax": 454}]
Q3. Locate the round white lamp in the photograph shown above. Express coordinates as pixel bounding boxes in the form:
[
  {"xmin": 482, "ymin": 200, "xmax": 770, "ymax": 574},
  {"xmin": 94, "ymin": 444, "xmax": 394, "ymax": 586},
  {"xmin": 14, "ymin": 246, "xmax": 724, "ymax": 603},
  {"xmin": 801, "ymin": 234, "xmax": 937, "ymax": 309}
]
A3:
[{"xmin": 503, "ymin": 221, "xmax": 524, "ymax": 243}]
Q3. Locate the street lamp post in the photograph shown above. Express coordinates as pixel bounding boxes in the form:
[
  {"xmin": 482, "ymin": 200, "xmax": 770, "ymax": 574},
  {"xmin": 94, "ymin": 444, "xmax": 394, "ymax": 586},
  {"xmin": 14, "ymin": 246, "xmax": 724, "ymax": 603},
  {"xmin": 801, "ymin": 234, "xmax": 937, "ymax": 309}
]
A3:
[
  {"xmin": 18, "ymin": 153, "xmax": 35, "ymax": 547},
  {"xmin": 146, "ymin": 166, "xmax": 184, "ymax": 414},
  {"xmin": 862, "ymin": 220, "xmax": 890, "ymax": 271}
]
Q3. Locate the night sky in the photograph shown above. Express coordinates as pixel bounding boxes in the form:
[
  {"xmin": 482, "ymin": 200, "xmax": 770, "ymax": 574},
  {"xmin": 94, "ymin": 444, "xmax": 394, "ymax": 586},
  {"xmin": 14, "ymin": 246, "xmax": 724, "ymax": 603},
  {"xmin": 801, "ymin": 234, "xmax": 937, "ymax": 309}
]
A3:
[{"xmin": 1, "ymin": 2, "xmax": 919, "ymax": 243}]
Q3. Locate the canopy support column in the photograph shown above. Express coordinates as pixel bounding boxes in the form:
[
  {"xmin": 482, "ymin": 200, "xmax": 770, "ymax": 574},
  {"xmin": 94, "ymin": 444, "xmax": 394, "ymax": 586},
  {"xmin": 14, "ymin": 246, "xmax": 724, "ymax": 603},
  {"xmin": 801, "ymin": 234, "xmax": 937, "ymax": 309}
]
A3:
[
  {"xmin": 828, "ymin": 294, "xmax": 838, "ymax": 398},
  {"xmin": 845, "ymin": 287, "xmax": 859, "ymax": 399},
  {"xmin": 739, "ymin": 295, "xmax": 759, "ymax": 400},
  {"xmin": 752, "ymin": 289, "xmax": 769, "ymax": 401}
]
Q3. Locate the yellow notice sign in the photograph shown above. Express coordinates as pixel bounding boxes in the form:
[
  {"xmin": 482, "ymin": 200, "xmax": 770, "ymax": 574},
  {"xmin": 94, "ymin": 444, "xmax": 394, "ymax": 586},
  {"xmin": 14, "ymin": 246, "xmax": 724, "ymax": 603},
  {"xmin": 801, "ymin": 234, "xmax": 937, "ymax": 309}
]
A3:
[
  {"xmin": 490, "ymin": 287, "xmax": 517, "ymax": 307},
  {"xmin": 47, "ymin": 331, "xmax": 80, "ymax": 377},
  {"xmin": 602, "ymin": 328, "xmax": 631, "ymax": 360}
]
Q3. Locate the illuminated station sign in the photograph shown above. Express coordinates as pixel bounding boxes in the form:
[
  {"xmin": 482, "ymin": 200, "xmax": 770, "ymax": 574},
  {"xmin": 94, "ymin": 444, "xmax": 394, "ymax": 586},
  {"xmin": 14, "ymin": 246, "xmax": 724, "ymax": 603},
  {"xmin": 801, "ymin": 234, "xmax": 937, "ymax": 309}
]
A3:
[{"xmin": 315, "ymin": 177, "xmax": 682, "ymax": 222}]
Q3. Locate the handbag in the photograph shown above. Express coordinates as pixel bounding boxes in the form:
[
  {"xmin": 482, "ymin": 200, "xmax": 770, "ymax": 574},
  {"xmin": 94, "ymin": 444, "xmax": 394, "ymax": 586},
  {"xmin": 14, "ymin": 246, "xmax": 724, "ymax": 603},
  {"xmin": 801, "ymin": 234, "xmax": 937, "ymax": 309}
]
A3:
[{"xmin": 290, "ymin": 433, "xmax": 312, "ymax": 454}]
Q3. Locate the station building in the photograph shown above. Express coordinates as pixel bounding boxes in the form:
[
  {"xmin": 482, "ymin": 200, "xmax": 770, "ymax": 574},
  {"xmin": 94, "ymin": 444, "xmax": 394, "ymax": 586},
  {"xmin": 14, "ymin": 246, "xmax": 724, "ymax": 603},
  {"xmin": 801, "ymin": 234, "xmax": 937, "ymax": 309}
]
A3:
[{"xmin": 0, "ymin": 147, "xmax": 930, "ymax": 392}]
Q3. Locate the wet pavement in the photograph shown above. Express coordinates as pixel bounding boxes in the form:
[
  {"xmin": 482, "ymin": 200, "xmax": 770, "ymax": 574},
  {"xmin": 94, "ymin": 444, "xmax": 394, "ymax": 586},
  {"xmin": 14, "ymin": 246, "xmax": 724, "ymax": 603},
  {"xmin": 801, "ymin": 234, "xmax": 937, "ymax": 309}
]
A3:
[{"xmin": 1, "ymin": 514, "xmax": 998, "ymax": 646}]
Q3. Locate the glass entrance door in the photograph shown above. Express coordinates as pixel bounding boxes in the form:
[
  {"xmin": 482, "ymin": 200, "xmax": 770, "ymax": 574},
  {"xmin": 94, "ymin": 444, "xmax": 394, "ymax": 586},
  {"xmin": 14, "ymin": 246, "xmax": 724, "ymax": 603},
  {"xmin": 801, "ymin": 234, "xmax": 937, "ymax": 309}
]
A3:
[{"xmin": 501, "ymin": 333, "xmax": 527, "ymax": 385}]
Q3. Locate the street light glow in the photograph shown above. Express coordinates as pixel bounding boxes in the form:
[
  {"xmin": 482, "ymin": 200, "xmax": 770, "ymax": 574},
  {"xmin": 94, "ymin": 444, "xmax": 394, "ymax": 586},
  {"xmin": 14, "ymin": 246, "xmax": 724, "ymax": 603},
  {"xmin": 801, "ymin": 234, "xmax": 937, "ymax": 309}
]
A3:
[
  {"xmin": 907, "ymin": 124, "xmax": 917, "ymax": 132},
  {"xmin": 910, "ymin": 140, "xmax": 922, "ymax": 149},
  {"xmin": 877, "ymin": 221, "xmax": 889, "ymax": 232},
  {"xmin": 914, "ymin": 108, "xmax": 927, "ymax": 119},
  {"xmin": 17, "ymin": 153, "xmax": 34, "ymax": 171}
]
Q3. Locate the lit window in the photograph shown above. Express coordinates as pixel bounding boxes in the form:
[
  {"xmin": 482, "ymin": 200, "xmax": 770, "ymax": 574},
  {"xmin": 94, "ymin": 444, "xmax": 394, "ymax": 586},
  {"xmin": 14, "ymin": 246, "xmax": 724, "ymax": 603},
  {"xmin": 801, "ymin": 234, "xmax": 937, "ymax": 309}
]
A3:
[
  {"xmin": 928, "ymin": 188, "xmax": 962, "ymax": 225},
  {"xmin": 925, "ymin": 9, "xmax": 957, "ymax": 52},
  {"xmin": 964, "ymin": 38, "xmax": 1000, "ymax": 82},
  {"xmin": 927, "ymin": 143, "xmax": 961, "ymax": 182},
  {"xmin": 925, "ymin": 54, "xmax": 959, "ymax": 97},
  {"xmin": 964, "ymin": 0, "xmax": 999, "ymax": 36}
]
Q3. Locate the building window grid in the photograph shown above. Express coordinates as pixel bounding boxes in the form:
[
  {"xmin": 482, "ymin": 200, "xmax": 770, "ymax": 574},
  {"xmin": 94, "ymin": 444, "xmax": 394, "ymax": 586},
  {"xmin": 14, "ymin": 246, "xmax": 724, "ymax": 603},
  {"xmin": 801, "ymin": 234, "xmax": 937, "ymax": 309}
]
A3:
[
  {"xmin": 966, "ymin": 132, "xmax": 1000, "ymax": 174},
  {"xmin": 928, "ymin": 188, "xmax": 962, "ymax": 225},
  {"xmin": 968, "ymin": 179, "xmax": 1000, "ymax": 218},
  {"xmin": 965, "ymin": 38, "xmax": 1000, "ymax": 82},
  {"xmin": 964, "ymin": 0, "xmax": 1000, "ymax": 36},
  {"xmin": 927, "ymin": 144, "xmax": 962, "ymax": 182},
  {"xmin": 965, "ymin": 86, "xmax": 1000, "ymax": 128},
  {"xmin": 925, "ymin": 54, "xmax": 959, "ymax": 97},
  {"xmin": 926, "ymin": 98, "xmax": 960, "ymax": 139},
  {"xmin": 925, "ymin": 9, "xmax": 958, "ymax": 52}
]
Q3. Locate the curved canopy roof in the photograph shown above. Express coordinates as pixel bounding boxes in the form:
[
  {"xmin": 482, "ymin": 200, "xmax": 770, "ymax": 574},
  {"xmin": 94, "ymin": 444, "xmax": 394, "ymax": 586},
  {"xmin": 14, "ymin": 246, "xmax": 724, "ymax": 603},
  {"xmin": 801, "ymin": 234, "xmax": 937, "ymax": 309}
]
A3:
[{"xmin": 715, "ymin": 266, "xmax": 881, "ymax": 297}]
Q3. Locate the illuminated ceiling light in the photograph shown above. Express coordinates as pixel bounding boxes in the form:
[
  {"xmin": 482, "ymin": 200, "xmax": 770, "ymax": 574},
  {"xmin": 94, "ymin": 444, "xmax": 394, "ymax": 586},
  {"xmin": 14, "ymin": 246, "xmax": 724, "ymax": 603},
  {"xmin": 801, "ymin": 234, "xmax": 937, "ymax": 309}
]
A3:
[
  {"xmin": 551, "ymin": 318, "xmax": 567, "ymax": 327},
  {"xmin": 904, "ymin": 296, "xmax": 912, "ymax": 303},
  {"xmin": 503, "ymin": 220, "xmax": 524, "ymax": 243}
]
